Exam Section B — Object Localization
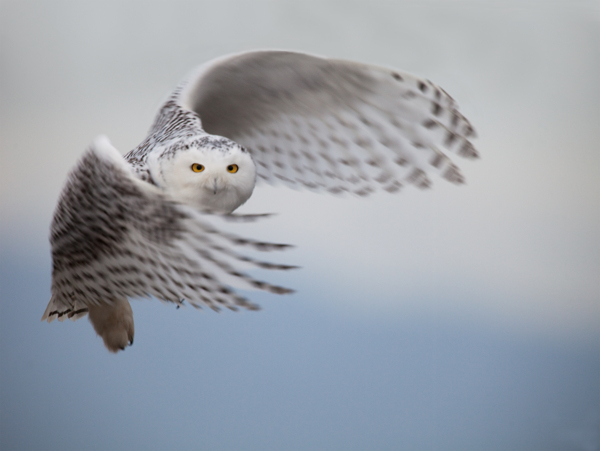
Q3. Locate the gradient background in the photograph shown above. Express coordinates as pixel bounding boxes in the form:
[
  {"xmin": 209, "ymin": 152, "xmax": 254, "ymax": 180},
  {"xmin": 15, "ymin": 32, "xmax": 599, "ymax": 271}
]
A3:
[{"xmin": 1, "ymin": 1, "xmax": 599, "ymax": 450}]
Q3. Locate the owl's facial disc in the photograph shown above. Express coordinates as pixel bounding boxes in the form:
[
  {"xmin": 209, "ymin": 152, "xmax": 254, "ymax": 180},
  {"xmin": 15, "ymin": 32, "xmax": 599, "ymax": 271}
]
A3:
[{"xmin": 155, "ymin": 136, "xmax": 256, "ymax": 214}]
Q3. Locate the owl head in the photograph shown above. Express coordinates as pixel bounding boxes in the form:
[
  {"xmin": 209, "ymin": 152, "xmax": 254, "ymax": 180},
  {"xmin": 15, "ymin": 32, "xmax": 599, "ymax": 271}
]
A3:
[{"xmin": 149, "ymin": 135, "xmax": 257, "ymax": 214}]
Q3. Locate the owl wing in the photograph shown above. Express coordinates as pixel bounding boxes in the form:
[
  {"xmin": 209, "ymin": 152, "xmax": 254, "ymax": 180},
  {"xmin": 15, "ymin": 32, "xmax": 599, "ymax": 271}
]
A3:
[
  {"xmin": 43, "ymin": 136, "xmax": 295, "ymax": 323},
  {"xmin": 175, "ymin": 50, "xmax": 478, "ymax": 195}
]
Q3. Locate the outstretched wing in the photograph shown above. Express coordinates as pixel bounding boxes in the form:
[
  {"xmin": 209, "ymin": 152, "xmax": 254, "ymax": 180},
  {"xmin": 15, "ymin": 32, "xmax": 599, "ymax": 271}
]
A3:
[
  {"xmin": 175, "ymin": 50, "xmax": 478, "ymax": 195},
  {"xmin": 43, "ymin": 136, "xmax": 295, "ymax": 322}
]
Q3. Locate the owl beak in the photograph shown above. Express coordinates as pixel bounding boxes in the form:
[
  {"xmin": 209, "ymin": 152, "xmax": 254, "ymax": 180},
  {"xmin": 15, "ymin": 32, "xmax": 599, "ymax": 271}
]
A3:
[{"xmin": 212, "ymin": 179, "xmax": 218, "ymax": 195}]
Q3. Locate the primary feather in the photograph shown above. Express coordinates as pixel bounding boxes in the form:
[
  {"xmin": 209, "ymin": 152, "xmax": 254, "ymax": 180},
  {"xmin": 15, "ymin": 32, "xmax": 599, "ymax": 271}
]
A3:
[{"xmin": 44, "ymin": 50, "xmax": 478, "ymax": 353}]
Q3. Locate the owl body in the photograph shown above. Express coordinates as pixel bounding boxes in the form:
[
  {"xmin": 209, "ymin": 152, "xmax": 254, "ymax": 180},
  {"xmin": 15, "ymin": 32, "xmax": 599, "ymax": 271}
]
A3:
[{"xmin": 43, "ymin": 50, "xmax": 478, "ymax": 352}]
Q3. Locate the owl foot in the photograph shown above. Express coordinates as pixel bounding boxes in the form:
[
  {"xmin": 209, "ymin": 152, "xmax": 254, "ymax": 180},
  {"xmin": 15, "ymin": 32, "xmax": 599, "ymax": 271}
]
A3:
[{"xmin": 88, "ymin": 297, "xmax": 135, "ymax": 353}]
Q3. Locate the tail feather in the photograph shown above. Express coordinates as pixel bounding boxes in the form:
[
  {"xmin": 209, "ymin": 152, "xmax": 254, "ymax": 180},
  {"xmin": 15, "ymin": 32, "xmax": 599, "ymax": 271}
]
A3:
[{"xmin": 42, "ymin": 296, "xmax": 88, "ymax": 323}]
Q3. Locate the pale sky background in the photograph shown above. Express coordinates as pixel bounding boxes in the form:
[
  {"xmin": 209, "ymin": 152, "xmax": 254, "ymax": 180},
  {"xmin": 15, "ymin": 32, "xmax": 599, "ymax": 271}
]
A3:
[{"xmin": 1, "ymin": 1, "xmax": 599, "ymax": 450}]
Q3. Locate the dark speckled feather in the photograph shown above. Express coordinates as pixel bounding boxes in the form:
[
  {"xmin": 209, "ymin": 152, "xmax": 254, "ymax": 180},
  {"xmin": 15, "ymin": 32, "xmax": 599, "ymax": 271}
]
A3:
[
  {"xmin": 44, "ymin": 136, "xmax": 294, "ymax": 324},
  {"xmin": 177, "ymin": 50, "xmax": 478, "ymax": 195},
  {"xmin": 43, "ymin": 50, "xmax": 478, "ymax": 352}
]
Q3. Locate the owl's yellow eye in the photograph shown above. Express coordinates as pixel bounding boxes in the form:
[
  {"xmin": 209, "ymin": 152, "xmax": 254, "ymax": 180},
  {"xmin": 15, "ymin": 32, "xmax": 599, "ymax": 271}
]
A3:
[
  {"xmin": 227, "ymin": 164, "xmax": 239, "ymax": 173},
  {"xmin": 191, "ymin": 163, "xmax": 205, "ymax": 172}
]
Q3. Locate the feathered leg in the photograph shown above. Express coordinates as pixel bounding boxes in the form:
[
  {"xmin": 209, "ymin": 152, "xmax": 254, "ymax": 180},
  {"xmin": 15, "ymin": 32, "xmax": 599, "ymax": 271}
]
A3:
[{"xmin": 88, "ymin": 298, "xmax": 135, "ymax": 353}]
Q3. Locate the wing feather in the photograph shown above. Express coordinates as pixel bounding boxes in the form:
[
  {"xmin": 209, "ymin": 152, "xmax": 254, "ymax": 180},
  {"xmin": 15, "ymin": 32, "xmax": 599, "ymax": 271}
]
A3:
[
  {"xmin": 176, "ymin": 50, "xmax": 478, "ymax": 194},
  {"xmin": 43, "ymin": 136, "xmax": 295, "ymax": 322}
]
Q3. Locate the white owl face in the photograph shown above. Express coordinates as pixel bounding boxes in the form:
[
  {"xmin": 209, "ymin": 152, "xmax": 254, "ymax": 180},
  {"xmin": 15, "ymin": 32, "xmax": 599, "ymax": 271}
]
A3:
[{"xmin": 151, "ymin": 138, "xmax": 257, "ymax": 214}]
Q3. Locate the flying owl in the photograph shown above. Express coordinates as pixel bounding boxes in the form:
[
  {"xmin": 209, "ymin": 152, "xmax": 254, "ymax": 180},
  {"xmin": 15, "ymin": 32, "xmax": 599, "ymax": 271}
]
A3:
[{"xmin": 42, "ymin": 50, "xmax": 478, "ymax": 352}]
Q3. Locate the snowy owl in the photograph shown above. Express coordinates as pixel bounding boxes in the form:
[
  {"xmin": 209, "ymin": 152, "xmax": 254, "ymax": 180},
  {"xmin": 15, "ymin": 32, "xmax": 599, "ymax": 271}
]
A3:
[{"xmin": 42, "ymin": 50, "xmax": 478, "ymax": 352}]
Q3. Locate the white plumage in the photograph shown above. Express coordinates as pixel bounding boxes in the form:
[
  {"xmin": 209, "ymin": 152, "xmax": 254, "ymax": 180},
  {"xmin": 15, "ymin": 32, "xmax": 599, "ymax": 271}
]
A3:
[{"xmin": 43, "ymin": 50, "xmax": 478, "ymax": 352}]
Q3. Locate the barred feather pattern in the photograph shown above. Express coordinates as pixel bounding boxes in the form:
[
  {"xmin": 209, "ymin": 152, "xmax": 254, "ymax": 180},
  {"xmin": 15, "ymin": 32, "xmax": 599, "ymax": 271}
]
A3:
[
  {"xmin": 44, "ymin": 50, "xmax": 478, "ymax": 352},
  {"xmin": 182, "ymin": 51, "xmax": 477, "ymax": 195},
  {"xmin": 43, "ymin": 137, "xmax": 295, "ymax": 323}
]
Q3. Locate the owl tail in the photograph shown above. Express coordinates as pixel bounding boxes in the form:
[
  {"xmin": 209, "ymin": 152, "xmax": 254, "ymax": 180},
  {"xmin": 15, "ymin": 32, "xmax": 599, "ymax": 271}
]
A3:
[
  {"xmin": 42, "ymin": 296, "xmax": 89, "ymax": 322},
  {"xmin": 88, "ymin": 297, "xmax": 135, "ymax": 353}
]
